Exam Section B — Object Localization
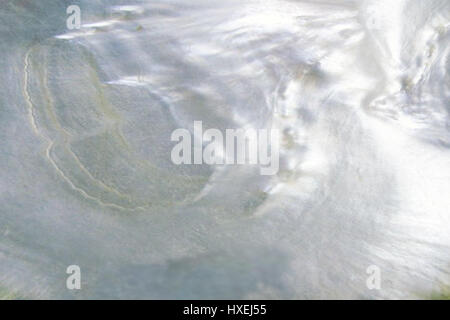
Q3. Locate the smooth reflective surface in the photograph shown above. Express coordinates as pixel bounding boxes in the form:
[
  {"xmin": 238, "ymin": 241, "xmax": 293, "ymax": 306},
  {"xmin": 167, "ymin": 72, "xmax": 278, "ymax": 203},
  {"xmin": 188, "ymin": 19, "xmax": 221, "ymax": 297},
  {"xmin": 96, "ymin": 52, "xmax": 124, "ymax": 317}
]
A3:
[{"xmin": 0, "ymin": 0, "xmax": 449, "ymax": 299}]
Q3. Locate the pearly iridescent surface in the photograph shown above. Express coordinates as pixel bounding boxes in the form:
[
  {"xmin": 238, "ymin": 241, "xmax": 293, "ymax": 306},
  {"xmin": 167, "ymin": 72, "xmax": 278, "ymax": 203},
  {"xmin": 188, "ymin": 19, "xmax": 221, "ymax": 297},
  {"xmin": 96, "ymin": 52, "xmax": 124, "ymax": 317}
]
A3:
[{"xmin": 0, "ymin": 0, "xmax": 449, "ymax": 299}]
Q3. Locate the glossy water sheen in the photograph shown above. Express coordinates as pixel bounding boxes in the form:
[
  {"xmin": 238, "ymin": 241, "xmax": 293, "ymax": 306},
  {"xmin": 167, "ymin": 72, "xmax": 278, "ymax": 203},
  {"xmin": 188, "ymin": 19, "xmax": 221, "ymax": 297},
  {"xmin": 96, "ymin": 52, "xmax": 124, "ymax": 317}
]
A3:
[{"xmin": 0, "ymin": 0, "xmax": 449, "ymax": 299}]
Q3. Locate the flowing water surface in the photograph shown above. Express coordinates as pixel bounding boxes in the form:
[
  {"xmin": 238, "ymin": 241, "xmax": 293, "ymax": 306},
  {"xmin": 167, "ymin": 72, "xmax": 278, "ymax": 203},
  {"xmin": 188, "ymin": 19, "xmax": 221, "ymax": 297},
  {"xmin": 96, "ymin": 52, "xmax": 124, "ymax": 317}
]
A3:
[{"xmin": 0, "ymin": 0, "xmax": 449, "ymax": 299}]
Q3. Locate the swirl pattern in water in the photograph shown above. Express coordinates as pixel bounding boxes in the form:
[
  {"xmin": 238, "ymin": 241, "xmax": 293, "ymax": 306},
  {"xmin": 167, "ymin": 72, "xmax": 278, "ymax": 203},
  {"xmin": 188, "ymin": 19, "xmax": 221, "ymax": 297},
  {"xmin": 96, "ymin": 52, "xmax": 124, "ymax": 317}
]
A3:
[{"xmin": 0, "ymin": 0, "xmax": 449, "ymax": 299}]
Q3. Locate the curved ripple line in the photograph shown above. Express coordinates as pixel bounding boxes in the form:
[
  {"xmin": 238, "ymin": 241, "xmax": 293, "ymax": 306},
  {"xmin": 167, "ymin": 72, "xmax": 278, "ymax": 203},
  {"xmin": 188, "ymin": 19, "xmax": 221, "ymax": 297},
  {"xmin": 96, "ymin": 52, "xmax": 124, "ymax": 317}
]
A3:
[{"xmin": 23, "ymin": 46, "xmax": 149, "ymax": 212}]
